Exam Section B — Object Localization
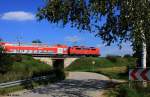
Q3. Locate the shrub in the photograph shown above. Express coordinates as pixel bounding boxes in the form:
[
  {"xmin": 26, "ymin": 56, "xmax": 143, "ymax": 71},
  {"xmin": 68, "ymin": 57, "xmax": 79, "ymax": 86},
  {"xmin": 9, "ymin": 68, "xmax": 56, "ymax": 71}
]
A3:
[
  {"xmin": 11, "ymin": 55, "xmax": 22, "ymax": 62},
  {"xmin": 124, "ymin": 54, "xmax": 132, "ymax": 58},
  {"xmin": 106, "ymin": 55, "xmax": 118, "ymax": 63},
  {"xmin": 0, "ymin": 55, "xmax": 13, "ymax": 74}
]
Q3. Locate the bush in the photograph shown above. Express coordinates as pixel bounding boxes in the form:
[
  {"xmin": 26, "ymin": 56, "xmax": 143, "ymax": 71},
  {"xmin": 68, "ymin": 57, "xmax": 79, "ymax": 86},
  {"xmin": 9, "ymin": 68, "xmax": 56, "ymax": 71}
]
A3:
[
  {"xmin": 106, "ymin": 55, "xmax": 118, "ymax": 63},
  {"xmin": 0, "ymin": 54, "xmax": 13, "ymax": 74},
  {"xmin": 117, "ymin": 85, "xmax": 139, "ymax": 97},
  {"xmin": 108, "ymin": 83, "xmax": 150, "ymax": 97},
  {"xmin": 11, "ymin": 55, "xmax": 22, "ymax": 62},
  {"xmin": 124, "ymin": 54, "xmax": 132, "ymax": 58}
]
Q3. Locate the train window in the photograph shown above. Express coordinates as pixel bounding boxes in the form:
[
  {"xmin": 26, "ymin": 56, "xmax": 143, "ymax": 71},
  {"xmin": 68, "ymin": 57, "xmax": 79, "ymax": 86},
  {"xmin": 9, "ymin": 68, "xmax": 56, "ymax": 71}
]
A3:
[
  {"xmin": 24, "ymin": 50, "xmax": 27, "ymax": 53},
  {"xmin": 28, "ymin": 50, "xmax": 32, "ymax": 53},
  {"xmin": 26, "ymin": 50, "xmax": 29, "ymax": 53},
  {"xmin": 91, "ymin": 49, "xmax": 96, "ymax": 50},
  {"xmin": 35, "ymin": 50, "xmax": 38, "ymax": 53},
  {"xmin": 36, "ymin": 50, "xmax": 38, "ymax": 53},
  {"xmin": 39, "ymin": 50, "xmax": 41, "ymax": 53}
]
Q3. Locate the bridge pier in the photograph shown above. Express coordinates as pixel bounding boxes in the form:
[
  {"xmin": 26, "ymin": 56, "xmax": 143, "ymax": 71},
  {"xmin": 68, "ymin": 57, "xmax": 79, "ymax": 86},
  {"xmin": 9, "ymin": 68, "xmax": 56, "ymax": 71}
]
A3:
[
  {"xmin": 52, "ymin": 59, "xmax": 64, "ymax": 70},
  {"xmin": 49, "ymin": 58, "xmax": 65, "ymax": 80}
]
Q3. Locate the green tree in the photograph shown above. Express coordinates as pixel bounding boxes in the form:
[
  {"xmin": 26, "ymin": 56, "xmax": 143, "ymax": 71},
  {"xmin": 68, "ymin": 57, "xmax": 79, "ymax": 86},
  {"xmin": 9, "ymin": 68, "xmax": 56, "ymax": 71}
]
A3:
[
  {"xmin": 32, "ymin": 39, "xmax": 42, "ymax": 43},
  {"xmin": 37, "ymin": 0, "xmax": 150, "ymax": 67}
]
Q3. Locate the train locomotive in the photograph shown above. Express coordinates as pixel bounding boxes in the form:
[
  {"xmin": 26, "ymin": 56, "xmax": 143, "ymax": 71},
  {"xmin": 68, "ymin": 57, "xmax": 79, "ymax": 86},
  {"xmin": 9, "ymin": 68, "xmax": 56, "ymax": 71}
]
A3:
[{"xmin": 0, "ymin": 42, "xmax": 100, "ymax": 57}]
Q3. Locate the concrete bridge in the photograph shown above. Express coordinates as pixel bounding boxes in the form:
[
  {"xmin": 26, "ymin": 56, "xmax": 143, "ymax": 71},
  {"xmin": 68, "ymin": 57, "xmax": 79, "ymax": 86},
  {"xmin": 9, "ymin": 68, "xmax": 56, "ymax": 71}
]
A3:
[{"xmin": 34, "ymin": 57, "xmax": 78, "ymax": 68}]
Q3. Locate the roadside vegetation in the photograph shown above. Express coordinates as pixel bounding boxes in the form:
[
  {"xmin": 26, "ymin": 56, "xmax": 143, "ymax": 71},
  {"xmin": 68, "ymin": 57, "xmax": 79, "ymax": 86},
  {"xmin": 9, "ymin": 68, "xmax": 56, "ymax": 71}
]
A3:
[
  {"xmin": 66, "ymin": 55, "xmax": 136, "ymax": 80},
  {"xmin": 106, "ymin": 83, "xmax": 150, "ymax": 97},
  {"xmin": 0, "ymin": 54, "xmax": 54, "ymax": 94},
  {"xmin": 0, "ymin": 55, "xmax": 52, "ymax": 83},
  {"xmin": 0, "ymin": 52, "xmax": 65, "ymax": 94}
]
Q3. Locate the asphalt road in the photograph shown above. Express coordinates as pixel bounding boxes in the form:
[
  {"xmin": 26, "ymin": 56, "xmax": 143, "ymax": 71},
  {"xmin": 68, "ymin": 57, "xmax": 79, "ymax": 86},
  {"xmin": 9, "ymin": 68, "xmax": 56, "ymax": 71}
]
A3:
[{"xmin": 6, "ymin": 72, "xmax": 115, "ymax": 97}]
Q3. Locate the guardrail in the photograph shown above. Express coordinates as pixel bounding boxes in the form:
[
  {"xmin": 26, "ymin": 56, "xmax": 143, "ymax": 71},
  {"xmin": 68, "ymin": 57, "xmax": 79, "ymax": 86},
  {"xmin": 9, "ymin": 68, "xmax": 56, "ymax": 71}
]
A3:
[{"xmin": 0, "ymin": 74, "xmax": 55, "ymax": 89}]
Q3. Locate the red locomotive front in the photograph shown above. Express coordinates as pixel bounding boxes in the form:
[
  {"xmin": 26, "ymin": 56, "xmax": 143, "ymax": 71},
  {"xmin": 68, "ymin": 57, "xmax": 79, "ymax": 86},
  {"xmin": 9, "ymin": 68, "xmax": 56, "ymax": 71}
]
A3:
[{"xmin": 68, "ymin": 46, "xmax": 100, "ymax": 57}]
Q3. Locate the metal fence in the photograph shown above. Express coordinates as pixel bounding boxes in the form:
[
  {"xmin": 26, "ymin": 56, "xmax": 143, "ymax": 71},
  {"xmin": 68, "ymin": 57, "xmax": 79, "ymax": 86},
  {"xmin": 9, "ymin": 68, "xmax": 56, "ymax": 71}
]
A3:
[{"xmin": 0, "ymin": 74, "xmax": 55, "ymax": 89}]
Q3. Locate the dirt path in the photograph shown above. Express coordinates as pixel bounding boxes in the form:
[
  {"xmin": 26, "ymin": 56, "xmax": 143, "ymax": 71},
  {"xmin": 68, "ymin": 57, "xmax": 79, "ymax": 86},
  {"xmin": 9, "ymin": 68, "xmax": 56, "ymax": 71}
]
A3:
[
  {"xmin": 67, "ymin": 72, "xmax": 109, "ymax": 80},
  {"xmin": 3, "ymin": 72, "xmax": 117, "ymax": 97}
]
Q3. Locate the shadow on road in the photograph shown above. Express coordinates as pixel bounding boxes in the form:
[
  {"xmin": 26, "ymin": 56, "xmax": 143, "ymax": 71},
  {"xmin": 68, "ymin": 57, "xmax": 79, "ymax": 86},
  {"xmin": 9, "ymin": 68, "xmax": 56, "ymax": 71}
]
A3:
[{"xmin": 25, "ymin": 79, "xmax": 116, "ymax": 97}]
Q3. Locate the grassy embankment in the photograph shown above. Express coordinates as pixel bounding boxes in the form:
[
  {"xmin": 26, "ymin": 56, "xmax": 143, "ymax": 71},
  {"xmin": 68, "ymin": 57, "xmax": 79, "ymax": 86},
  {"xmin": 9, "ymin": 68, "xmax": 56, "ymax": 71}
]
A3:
[
  {"xmin": 0, "ymin": 55, "xmax": 52, "ymax": 83},
  {"xmin": 66, "ymin": 56, "xmax": 136, "ymax": 80},
  {"xmin": 0, "ymin": 55, "xmax": 64, "ymax": 94}
]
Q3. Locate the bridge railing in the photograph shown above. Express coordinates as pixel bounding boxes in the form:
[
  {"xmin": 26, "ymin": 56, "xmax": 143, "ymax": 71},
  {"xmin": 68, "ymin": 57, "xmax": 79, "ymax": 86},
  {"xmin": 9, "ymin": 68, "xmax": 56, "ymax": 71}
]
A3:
[{"xmin": 0, "ymin": 74, "xmax": 55, "ymax": 89}]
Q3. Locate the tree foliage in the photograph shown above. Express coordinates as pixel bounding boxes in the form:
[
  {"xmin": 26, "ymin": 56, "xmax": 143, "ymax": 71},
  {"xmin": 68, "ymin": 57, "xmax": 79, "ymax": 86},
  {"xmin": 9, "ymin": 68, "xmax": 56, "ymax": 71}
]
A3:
[{"xmin": 37, "ymin": 0, "xmax": 150, "ymax": 65}]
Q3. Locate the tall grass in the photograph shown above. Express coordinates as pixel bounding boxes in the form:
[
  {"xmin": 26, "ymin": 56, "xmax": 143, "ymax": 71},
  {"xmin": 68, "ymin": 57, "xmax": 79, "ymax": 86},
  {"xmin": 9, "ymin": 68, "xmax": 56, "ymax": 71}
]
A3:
[
  {"xmin": 0, "ymin": 55, "xmax": 52, "ymax": 83},
  {"xmin": 107, "ymin": 83, "xmax": 150, "ymax": 97},
  {"xmin": 66, "ymin": 57, "xmax": 136, "ymax": 71}
]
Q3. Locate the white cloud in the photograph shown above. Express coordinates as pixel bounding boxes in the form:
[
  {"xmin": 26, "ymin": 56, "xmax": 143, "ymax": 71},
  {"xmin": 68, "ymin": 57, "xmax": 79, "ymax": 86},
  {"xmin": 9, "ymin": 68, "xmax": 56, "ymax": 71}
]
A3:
[{"xmin": 1, "ymin": 11, "xmax": 35, "ymax": 21}]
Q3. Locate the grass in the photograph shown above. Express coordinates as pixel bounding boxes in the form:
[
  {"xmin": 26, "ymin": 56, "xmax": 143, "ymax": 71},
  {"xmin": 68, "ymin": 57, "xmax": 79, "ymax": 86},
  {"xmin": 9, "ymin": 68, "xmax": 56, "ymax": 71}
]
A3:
[
  {"xmin": 0, "ymin": 55, "xmax": 52, "ymax": 83},
  {"xmin": 66, "ymin": 57, "xmax": 136, "ymax": 80},
  {"xmin": 106, "ymin": 83, "xmax": 150, "ymax": 97},
  {"xmin": 94, "ymin": 66, "xmax": 128, "ymax": 79}
]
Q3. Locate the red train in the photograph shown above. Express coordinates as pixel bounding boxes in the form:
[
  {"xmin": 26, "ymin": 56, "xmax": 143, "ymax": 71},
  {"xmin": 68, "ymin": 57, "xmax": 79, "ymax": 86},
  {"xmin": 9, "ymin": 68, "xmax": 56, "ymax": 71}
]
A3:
[{"xmin": 0, "ymin": 42, "xmax": 100, "ymax": 57}]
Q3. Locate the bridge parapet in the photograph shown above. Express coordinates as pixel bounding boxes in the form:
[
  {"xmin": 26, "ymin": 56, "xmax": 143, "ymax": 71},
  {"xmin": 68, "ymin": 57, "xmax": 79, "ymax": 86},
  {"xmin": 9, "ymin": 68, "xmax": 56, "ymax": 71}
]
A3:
[{"xmin": 33, "ymin": 57, "xmax": 78, "ymax": 68}]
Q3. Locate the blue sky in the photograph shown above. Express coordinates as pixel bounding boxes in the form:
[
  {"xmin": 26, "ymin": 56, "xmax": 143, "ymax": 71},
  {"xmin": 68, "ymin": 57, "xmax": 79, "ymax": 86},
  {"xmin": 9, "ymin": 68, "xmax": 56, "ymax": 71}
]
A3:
[{"xmin": 0, "ymin": 0, "xmax": 133, "ymax": 56}]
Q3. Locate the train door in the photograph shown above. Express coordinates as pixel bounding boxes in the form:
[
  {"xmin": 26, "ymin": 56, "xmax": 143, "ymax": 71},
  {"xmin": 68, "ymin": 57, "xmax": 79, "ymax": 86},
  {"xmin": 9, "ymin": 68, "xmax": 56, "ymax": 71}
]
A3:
[{"xmin": 57, "ymin": 48, "xmax": 63, "ymax": 54}]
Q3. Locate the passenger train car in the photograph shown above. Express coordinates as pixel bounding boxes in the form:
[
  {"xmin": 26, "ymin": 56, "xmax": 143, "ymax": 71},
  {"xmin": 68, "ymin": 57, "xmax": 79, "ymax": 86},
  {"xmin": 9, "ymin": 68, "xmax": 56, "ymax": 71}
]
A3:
[{"xmin": 0, "ymin": 42, "xmax": 100, "ymax": 57}]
